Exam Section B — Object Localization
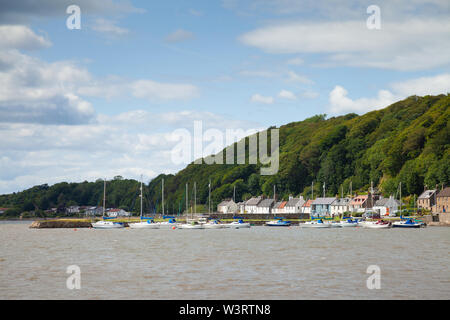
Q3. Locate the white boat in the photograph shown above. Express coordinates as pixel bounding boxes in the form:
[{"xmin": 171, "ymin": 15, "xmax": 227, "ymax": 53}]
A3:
[
  {"xmin": 129, "ymin": 176, "xmax": 160, "ymax": 229},
  {"xmin": 362, "ymin": 220, "xmax": 392, "ymax": 229},
  {"xmin": 226, "ymin": 219, "xmax": 251, "ymax": 229},
  {"xmin": 158, "ymin": 217, "xmax": 179, "ymax": 229},
  {"xmin": 129, "ymin": 218, "xmax": 160, "ymax": 229},
  {"xmin": 178, "ymin": 220, "xmax": 204, "ymax": 229},
  {"xmin": 91, "ymin": 220, "xmax": 125, "ymax": 229},
  {"xmin": 328, "ymin": 221, "xmax": 343, "ymax": 228},
  {"xmin": 203, "ymin": 219, "xmax": 226, "ymax": 229},
  {"xmin": 339, "ymin": 218, "xmax": 359, "ymax": 227},
  {"xmin": 300, "ymin": 219, "xmax": 331, "ymax": 228},
  {"xmin": 266, "ymin": 218, "xmax": 291, "ymax": 227},
  {"xmin": 91, "ymin": 179, "xmax": 124, "ymax": 229}
]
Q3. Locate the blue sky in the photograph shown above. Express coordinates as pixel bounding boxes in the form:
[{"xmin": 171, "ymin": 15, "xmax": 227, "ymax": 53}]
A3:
[{"xmin": 0, "ymin": 0, "xmax": 449, "ymax": 193}]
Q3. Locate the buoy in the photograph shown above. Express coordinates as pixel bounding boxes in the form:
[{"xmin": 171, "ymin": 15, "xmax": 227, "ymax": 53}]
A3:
[
  {"xmin": 172, "ymin": 226, "xmax": 176, "ymax": 230},
  {"xmin": 74, "ymin": 228, "xmax": 77, "ymax": 231}
]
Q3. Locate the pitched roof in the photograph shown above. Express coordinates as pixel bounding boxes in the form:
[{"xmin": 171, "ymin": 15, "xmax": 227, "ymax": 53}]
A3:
[
  {"xmin": 303, "ymin": 199, "xmax": 313, "ymax": 207},
  {"xmin": 245, "ymin": 196, "xmax": 262, "ymax": 206},
  {"xmin": 350, "ymin": 195, "xmax": 368, "ymax": 205},
  {"xmin": 279, "ymin": 201, "xmax": 287, "ymax": 209},
  {"xmin": 418, "ymin": 190, "xmax": 436, "ymax": 199},
  {"xmin": 286, "ymin": 197, "xmax": 305, "ymax": 207},
  {"xmin": 437, "ymin": 187, "xmax": 450, "ymax": 197},
  {"xmin": 312, "ymin": 197, "xmax": 336, "ymax": 205},
  {"xmin": 331, "ymin": 198, "xmax": 351, "ymax": 206},
  {"xmin": 258, "ymin": 199, "xmax": 275, "ymax": 207}
]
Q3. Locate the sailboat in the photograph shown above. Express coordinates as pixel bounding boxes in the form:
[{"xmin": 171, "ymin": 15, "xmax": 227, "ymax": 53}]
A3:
[
  {"xmin": 156, "ymin": 178, "xmax": 180, "ymax": 229},
  {"xmin": 178, "ymin": 182, "xmax": 204, "ymax": 229},
  {"xmin": 129, "ymin": 176, "xmax": 159, "ymax": 229},
  {"xmin": 91, "ymin": 179, "xmax": 125, "ymax": 229}
]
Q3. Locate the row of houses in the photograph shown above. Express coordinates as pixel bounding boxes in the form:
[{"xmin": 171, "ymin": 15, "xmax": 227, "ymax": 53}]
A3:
[
  {"xmin": 217, "ymin": 193, "xmax": 401, "ymax": 217},
  {"xmin": 64, "ymin": 206, "xmax": 130, "ymax": 217},
  {"xmin": 417, "ymin": 187, "xmax": 450, "ymax": 213}
]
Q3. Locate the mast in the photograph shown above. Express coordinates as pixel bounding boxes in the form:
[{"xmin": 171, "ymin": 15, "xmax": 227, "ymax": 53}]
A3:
[
  {"xmin": 323, "ymin": 182, "xmax": 325, "ymax": 198},
  {"xmin": 399, "ymin": 181, "xmax": 402, "ymax": 216},
  {"xmin": 273, "ymin": 184, "xmax": 276, "ymax": 201},
  {"xmin": 140, "ymin": 175, "xmax": 143, "ymax": 218},
  {"xmin": 209, "ymin": 180, "xmax": 212, "ymax": 214},
  {"xmin": 194, "ymin": 181, "xmax": 197, "ymax": 214},
  {"xmin": 162, "ymin": 178, "xmax": 164, "ymax": 216},
  {"xmin": 185, "ymin": 183, "xmax": 188, "ymax": 218},
  {"xmin": 103, "ymin": 178, "xmax": 106, "ymax": 218},
  {"xmin": 311, "ymin": 181, "xmax": 314, "ymax": 200}
]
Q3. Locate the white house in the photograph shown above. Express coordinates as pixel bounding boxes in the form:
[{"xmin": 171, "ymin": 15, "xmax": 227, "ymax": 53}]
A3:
[
  {"xmin": 302, "ymin": 200, "xmax": 313, "ymax": 214},
  {"xmin": 284, "ymin": 196, "xmax": 305, "ymax": 214},
  {"xmin": 66, "ymin": 206, "xmax": 80, "ymax": 215},
  {"xmin": 330, "ymin": 198, "xmax": 351, "ymax": 217},
  {"xmin": 217, "ymin": 199, "xmax": 238, "ymax": 214},
  {"xmin": 107, "ymin": 208, "xmax": 130, "ymax": 217},
  {"xmin": 256, "ymin": 198, "xmax": 275, "ymax": 214},
  {"xmin": 272, "ymin": 201, "xmax": 287, "ymax": 215},
  {"xmin": 84, "ymin": 206, "xmax": 103, "ymax": 216},
  {"xmin": 373, "ymin": 196, "xmax": 400, "ymax": 216},
  {"xmin": 244, "ymin": 196, "xmax": 263, "ymax": 214}
]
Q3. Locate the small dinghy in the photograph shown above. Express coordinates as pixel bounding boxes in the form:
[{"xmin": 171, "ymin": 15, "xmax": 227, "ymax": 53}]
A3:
[
  {"xmin": 362, "ymin": 220, "xmax": 392, "ymax": 229},
  {"xmin": 392, "ymin": 218, "xmax": 425, "ymax": 228},
  {"xmin": 226, "ymin": 218, "xmax": 251, "ymax": 229},
  {"xmin": 178, "ymin": 219, "xmax": 204, "ymax": 229},
  {"xmin": 300, "ymin": 219, "xmax": 331, "ymax": 228},
  {"xmin": 266, "ymin": 218, "xmax": 291, "ymax": 227}
]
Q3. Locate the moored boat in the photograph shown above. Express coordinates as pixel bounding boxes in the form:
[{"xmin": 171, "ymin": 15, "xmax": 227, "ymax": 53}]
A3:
[
  {"xmin": 266, "ymin": 218, "xmax": 291, "ymax": 227},
  {"xmin": 362, "ymin": 220, "xmax": 392, "ymax": 229},
  {"xmin": 91, "ymin": 179, "xmax": 124, "ymax": 229},
  {"xmin": 300, "ymin": 219, "xmax": 331, "ymax": 228},
  {"xmin": 392, "ymin": 218, "xmax": 425, "ymax": 228},
  {"xmin": 226, "ymin": 218, "xmax": 251, "ymax": 229}
]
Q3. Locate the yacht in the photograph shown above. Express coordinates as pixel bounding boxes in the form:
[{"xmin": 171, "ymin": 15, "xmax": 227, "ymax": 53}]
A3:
[
  {"xmin": 129, "ymin": 176, "xmax": 159, "ymax": 229},
  {"xmin": 299, "ymin": 219, "xmax": 331, "ymax": 228},
  {"xmin": 91, "ymin": 179, "xmax": 124, "ymax": 229}
]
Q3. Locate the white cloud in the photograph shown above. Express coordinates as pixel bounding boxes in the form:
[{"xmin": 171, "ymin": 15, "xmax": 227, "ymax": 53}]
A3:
[
  {"xmin": 278, "ymin": 89, "xmax": 296, "ymax": 100},
  {"xmin": 251, "ymin": 94, "xmax": 274, "ymax": 104},
  {"xmin": 0, "ymin": 109, "xmax": 261, "ymax": 194},
  {"xmin": 0, "ymin": 25, "xmax": 51, "ymax": 50},
  {"xmin": 91, "ymin": 18, "xmax": 129, "ymax": 36},
  {"xmin": 390, "ymin": 74, "xmax": 450, "ymax": 97},
  {"xmin": 287, "ymin": 70, "xmax": 313, "ymax": 84},
  {"xmin": 328, "ymin": 73, "xmax": 450, "ymax": 114},
  {"xmin": 0, "ymin": 50, "xmax": 94, "ymax": 124},
  {"xmin": 239, "ymin": 19, "xmax": 450, "ymax": 71},
  {"xmin": 165, "ymin": 29, "xmax": 195, "ymax": 43}
]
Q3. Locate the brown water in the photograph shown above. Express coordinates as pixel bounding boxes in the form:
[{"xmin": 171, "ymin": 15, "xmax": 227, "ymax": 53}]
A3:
[{"xmin": 0, "ymin": 221, "xmax": 449, "ymax": 300}]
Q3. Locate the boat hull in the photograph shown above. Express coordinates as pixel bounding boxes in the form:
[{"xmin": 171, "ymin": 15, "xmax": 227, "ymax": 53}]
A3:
[
  {"xmin": 226, "ymin": 222, "xmax": 251, "ymax": 229},
  {"xmin": 91, "ymin": 221, "xmax": 124, "ymax": 229},
  {"xmin": 178, "ymin": 224, "xmax": 204, "ymax": 229},
  {"xmin": 300, "ymin": 223, "xmax": 331, "ymax": 228},
  {"xmin": 129, "ymin": 222, "xmax": 159, "ymax": 229}
]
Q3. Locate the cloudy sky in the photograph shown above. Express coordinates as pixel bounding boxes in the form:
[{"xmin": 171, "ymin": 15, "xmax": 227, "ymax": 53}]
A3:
[{"xmin": 0, "ymin": 0, "xmax": 449, "ymax": 194}]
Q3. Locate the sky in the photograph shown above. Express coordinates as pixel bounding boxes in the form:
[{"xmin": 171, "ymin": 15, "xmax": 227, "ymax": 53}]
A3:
[{"xmin": 0, "ymin": 0, "xmax": 449, "ymax": 194}]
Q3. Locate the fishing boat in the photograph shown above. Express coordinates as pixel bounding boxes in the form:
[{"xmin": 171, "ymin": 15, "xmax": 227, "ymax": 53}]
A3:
[
  {"xmin": 299, "ymin": 219, "xmax": 331, "ymax": 228},
  {"xmin": 362, "ymin": 219, "xmax": 392, "ymax": 229},
  {"xmin": 226, "ymin": 218, "xmax": 251, "ymax": 229},
  {"xmin": 91, "ymin": 179, "xmax": 125, "ymax": 229},
  {"xmin": 392, "ymin": 218, "xmax": 425, "ymax": 228},
  {"xmin": 129, "ymin": 176, "xmax": 159, "ymax": 229},
  {"xmin": 266, "ymin": 217, "xmax": 291, "ymax": 227}
]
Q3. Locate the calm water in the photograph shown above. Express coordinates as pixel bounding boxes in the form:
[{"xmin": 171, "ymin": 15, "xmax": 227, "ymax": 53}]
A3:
[{"xmin": 0, "ymin": 221, "xmax": 449, "ymax": 300}]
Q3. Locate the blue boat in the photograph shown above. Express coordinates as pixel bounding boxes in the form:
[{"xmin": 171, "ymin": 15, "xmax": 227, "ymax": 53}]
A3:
[{"xmin": 392, "ymin": 217, "xmax": 425, "ymax": 228}]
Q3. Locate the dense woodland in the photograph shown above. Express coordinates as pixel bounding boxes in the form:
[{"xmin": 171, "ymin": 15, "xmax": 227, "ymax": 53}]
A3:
[{"xmin": 1, "ymin": 94, "xmax": 449, "ymax": 217}]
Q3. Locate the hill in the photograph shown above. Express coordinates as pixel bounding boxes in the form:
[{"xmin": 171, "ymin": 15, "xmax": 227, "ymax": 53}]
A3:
[{"xmin": 0, "ymin": 94, "xmax": 448, "ymax": 216}]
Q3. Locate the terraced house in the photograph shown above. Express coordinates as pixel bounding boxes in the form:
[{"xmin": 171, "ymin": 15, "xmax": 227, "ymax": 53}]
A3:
[{"xmin": 436, "ymin": 187, "xmax": 450, "ymax": 213}]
